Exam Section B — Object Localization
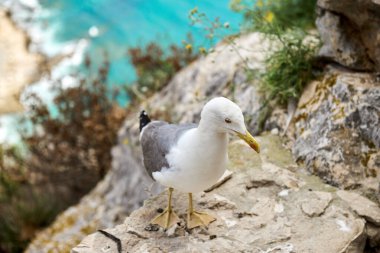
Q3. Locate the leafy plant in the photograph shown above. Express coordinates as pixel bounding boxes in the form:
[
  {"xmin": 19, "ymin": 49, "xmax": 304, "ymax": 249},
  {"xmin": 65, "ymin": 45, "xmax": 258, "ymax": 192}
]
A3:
[
  {"xmin": 188, "ymin": 7, "xmax": 234, "ymax": 49},
  {"xmin": 0, "ymin": 60, "xmax": 127, "ymax": 252},
  {"xmin": 230, "ymin": 0, "xmax": 320, "ymax": 105},
  {"xmin": 263, "ymin": 31, "xmax": 318, "ymax": 104},
  {"xmin": 21, "ymin": 61, "xmax": 126, "ymax": 203},
  {"xmin": 186, "ymin": 1, "xmax": 319, "ymax": 105},
  {"xmin": 127, "ymin": 37, "xmax": 198, "ymax": 102},
  {"xmin": 231, "ymin": 0, "xmax": 317, "ymax": 32}
]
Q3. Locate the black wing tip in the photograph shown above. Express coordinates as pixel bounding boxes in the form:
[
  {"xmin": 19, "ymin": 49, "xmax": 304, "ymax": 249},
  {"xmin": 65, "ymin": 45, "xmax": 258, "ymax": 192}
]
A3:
[{"xmin": 139, "ymin": 110, "xmax": 151, "ymax": 132}]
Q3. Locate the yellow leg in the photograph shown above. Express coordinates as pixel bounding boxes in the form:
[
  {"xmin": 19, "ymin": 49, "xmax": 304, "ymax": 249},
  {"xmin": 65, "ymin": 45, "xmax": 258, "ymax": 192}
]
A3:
[
  {"xmin": 151, "ymin": 187, "xmax": 180, "ymax": 229},
  {"xmin": 187, "ymin": 193, "xmax": 216, "ymax": 229}
]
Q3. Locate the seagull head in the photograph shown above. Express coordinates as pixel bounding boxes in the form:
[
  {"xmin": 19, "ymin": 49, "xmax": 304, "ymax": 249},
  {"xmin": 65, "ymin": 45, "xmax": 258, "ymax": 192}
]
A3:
[{"xmin": 200, "ymin": 97, "xmax": 260, "ymax": 153}]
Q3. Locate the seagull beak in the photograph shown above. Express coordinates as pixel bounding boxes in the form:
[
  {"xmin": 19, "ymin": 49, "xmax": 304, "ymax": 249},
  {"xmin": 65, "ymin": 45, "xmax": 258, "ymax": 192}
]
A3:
[{"xmin": 235, "ymin": 131, "xmax": 260, "ymax": 153}]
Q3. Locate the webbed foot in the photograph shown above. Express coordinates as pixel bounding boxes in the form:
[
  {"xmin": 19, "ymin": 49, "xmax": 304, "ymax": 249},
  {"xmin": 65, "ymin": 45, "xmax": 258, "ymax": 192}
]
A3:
[
  {"xmin": 187, "ymin": 210, "xmax": 216, "ymax": 229},
  {"xmin": 151, "ymin": 208, "xmax": 180, "ymax": 229}
]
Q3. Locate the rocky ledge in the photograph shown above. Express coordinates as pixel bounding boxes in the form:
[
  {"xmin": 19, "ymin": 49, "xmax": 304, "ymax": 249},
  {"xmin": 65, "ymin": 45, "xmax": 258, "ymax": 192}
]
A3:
[{"xmin": 72, "ymin": 135, "xmax": 380, "ymax": 253}]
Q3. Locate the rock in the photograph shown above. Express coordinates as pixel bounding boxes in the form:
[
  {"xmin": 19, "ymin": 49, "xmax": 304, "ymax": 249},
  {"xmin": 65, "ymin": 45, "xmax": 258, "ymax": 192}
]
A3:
[
  {"xmin": 293, "ymin": 71, "xmax": 380, "ymax": 201},
  {"xmin": 337, "ymin": 190, "xmax": 380, "ymax": 226},
  {"xmin": 264, "ymin": 107, "xmax": 292, "ymax": 136},
  {"xmin": 301, "ymin": 191, "xmax": 333, "ymax": 217},
  {"xmin": 73, "ymin": 135, "xmax": 372, "ymax": 253},
  {"xmin": 316, "ymin": 0, "xmax": 380, "ymax": 71}
]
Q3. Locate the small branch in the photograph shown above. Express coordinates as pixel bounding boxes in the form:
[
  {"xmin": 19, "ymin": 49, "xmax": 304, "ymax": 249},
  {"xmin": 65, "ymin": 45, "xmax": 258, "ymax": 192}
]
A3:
[{"xmin": 204, "ymin": 171, "xmax": 233, "ymax": 193}]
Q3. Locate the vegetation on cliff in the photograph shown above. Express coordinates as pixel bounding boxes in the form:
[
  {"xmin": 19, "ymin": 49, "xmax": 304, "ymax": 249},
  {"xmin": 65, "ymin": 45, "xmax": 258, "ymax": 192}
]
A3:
[
  {"xmin": 0, "ymin": 61, "xmax": 126, "ymax": 252},
  {"xmin": 232, "ymin": 0, "xmax": 317, "ymax": 32},
  {"xmin": 126, "ymin": 38, "xmax": 198, "ymax": 103},
  {"xmin": 231, "ymin": 0, "xmax": 319, "ymax": 105}
]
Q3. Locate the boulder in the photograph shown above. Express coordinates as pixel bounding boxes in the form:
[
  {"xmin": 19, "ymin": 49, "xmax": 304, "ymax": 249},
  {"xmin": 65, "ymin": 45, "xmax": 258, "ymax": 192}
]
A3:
[
  {"xmin": 337, "ymin": 190, "xmax": 380, "ymax": 226},
  {"xmin": 73, "ymin": 135, "xmax": 379, "ymax": 253},
  {"xmin": 293, "ymin": 71, "xmax": 380, "ymax": 202},
  {"xmin": 316, "ymin": 0, "xmax": 380, "ymax": 71}
]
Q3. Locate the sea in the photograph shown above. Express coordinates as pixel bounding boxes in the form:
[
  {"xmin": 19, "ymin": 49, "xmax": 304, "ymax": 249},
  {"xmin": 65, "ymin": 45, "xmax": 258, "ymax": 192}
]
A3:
[{"xmin": 0, "ymin": 0, "xmax": 243, "ymax": 144}]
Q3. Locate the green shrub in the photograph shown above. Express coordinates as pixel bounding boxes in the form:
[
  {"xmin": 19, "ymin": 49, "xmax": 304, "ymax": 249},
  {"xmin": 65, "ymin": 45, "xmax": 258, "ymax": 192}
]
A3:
[
  {"xmin": 230, "ymin": 0, "xmax": 320, "ymax": 105},
  {"xmin": 188, "ymin": 1, "xmax": 319, "ymax": 105},
  {"xmin": 262, "ymin": 31, "xmax": 319, "ymax": 104},
  {"xmin": 231, "ymin": 0, "xmax": 317, "ymax": 32}
]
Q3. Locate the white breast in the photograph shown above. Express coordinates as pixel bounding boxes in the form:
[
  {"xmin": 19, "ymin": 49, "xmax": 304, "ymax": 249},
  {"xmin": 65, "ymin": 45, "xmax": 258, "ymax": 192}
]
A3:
[{"xmin": 152, "ymin": 128, "xmax": 228, "ymax": 193}]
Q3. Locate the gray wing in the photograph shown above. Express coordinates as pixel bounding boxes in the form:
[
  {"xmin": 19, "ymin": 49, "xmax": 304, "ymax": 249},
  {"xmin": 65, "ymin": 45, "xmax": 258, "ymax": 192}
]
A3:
[{"xmin": 140, "ymin": 121, "xmax": 197, "ymax": 179}]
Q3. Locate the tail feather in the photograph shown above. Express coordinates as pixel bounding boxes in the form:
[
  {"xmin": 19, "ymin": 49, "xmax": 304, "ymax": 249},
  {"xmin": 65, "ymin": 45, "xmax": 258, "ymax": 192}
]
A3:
[{"xmin": 139, "ymin": 110, "xmax": 151, "ymax": 132}]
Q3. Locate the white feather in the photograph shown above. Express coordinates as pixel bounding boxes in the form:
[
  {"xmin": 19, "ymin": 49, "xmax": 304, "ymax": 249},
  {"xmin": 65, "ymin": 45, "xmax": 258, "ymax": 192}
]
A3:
[{"xmin": 151, "ymin": 97, "xmax": 248, "ymax": 193}]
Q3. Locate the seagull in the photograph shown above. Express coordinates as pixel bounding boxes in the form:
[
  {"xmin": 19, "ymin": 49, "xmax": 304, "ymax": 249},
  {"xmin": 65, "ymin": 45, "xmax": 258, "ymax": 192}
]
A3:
[{"xmin": 139, "ymin": 97, "xmax": 260, "ymax": 229}]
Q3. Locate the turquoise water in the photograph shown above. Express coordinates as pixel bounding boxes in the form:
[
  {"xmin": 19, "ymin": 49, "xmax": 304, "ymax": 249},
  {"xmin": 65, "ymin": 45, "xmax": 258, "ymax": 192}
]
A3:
[
  {"xmin": 0, "ymin": 0, "xmax": 244, "ymax": 144},
  {"xmin": 37, "ymin": 0, "xmax": 242, "ymax": 95}
]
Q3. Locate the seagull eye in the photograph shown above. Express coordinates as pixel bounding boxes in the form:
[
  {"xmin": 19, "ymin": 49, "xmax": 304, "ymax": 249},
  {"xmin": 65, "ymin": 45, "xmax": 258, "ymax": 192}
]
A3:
[{"xmin": 225, "ymin": 118, "xmax": 232, "ymax": 124}]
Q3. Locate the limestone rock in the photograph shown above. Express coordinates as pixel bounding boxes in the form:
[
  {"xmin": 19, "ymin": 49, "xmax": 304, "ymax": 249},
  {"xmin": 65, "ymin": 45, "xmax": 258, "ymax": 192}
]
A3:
[
  {"xmin": 301, "ymin": 191, "xmax": 333, "ymax": 217},
  {"xmin": 316, "ymin": 0, "xmax": 380, "ymax": 71},
  {"xmin": 337, "ymin": 190, "xmax": 380, "ymax": 226},
  {"xmin": 293, "ymin": 71, "xmax": 380, "ymax": 201},
  {"xmin": 73, "ymin": 136, "xmax": 372, "ymax": 253}
]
